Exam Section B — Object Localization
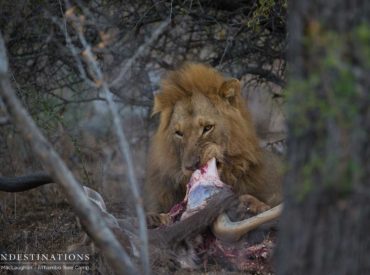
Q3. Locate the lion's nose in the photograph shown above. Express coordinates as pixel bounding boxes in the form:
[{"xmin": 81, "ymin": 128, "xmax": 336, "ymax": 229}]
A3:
[{"xmin": 184, "ymin": 157, "xmax": 201, "ymax": 172}]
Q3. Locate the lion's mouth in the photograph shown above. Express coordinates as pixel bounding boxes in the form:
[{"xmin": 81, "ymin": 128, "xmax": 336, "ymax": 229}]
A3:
[
  {"xmin": 182, "ymin": 158, "xmax": 223, "ymax": 178},
  {"xmin": 215, "ymin": 159, "xmax": 224, "ymax": 176}
]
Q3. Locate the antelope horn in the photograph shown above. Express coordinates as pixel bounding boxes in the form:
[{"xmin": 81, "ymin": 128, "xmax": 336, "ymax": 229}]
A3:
[
  {"xmin": 211, "ymin": 203, "xmax": 283, "ymax": 242},
  {"xmin": 0, "ymin": 172, "xmax": 53, "ymax": 192}
]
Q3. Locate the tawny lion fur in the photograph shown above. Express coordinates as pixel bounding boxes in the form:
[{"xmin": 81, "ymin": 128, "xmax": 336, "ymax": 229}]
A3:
[{"xmin": 145, "ymin": 63, "xmax": 282, "ymax": 213}]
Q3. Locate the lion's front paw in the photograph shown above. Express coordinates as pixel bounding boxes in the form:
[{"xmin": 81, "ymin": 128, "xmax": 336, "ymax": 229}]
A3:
[
  {"xmin": 146, "ymin": 213, "xmax": 171, "ymax": 229},
  {"xmin": 238, "ymin": 194, "xmax": 271, "ymax": 215}
]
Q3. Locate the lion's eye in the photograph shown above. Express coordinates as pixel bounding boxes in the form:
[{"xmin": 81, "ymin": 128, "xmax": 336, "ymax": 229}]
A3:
[
  {"xmin": 175, "ymin": 130, "xmax": 183, "ymax": 138},
  {"xmin": 203, "ymin": 125, "xmax": 214, "ymax": 134}
]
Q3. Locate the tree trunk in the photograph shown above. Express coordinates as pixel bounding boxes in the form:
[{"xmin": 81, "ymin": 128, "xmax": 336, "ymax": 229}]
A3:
[{"xmin": 277, "ymin": 1, "xmax": 370, "ymax": 275}]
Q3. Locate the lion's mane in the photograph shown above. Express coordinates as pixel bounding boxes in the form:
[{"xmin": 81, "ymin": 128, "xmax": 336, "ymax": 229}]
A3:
[{"xmin": 145, "ymin": 63, "xmax": 281, "ymax": 212}]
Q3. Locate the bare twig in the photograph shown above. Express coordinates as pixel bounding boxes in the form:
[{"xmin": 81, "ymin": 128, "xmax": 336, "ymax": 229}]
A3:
[
  {"xmin": 0, "ymin": 33, "xmax": 137, "ymax": 275},
  {"xmin": 49, "ymin": 2, "xmax": 95, "ymax": 87},
  {"xmin": 110, "ymin": 20, "xmax": 170, "ymax": 87},
  {"xmin": 0, "ymin": 37, "xmax": 7, "ymax": 75},
  {"xmin": 60, "ymin": 7, "xmax": 171, "ymax": 275},
  {"xmin": 236, "ymin": 66, "xmax": 286, "ymax": 87}
]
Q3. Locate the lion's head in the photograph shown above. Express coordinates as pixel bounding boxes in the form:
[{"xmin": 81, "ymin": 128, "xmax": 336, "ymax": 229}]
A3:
[{"xmin": 147, "ymin": 63, "xmax": 264, "ymax": 212}]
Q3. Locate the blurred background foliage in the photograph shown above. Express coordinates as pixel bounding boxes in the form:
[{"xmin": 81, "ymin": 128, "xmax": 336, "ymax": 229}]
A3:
[
  {"xmin": 0, "ymin": 0, "xmax": 287, "ymax": 205},
  {"xmin": 277, "ymin": 1, "xmax": 370, "ymax": 273}
]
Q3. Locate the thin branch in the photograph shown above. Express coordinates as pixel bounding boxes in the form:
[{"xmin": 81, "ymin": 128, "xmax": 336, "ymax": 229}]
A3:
[
  {"xmin": 62, "ymin": 9, "xmax": 170, "ymax": 275},
  {"xmin": 77, "ymin": 29, "xmax": 153, "ymax": 275},
  {"xmin": 0, "ymin": 33, "xmax": 137, "ymax": 275},
  {"xmin": 236, "ymin": 66, "xmax": 286, "ymax": 87},
  {"xmin": 48, "ymin": 9, "xmax": 94, "ymax": 87},
  {"xmin": 110, "ymin": 20, "xmax": 170, "ymax": 87}
]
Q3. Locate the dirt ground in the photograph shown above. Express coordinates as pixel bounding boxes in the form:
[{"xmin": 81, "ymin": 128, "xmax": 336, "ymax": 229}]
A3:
[{"xmin": 0, "ymin": 187, "xmax": 277, "ymax": 274}]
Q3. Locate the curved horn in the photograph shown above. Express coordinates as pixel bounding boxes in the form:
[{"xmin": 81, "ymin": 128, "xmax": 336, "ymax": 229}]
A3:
[
  {"xmin": 0, "ymin": 172, "xmax": 53, "ymax": 192},
  {"xmin": 211, "ymin": 203, "xmax": 283, "ymax": 242}
]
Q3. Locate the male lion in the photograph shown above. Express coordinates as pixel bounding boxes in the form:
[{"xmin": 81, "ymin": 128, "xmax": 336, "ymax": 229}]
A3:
[{"xmin": 145, "ymin": 63, "xmax": 283, "ymax": 216}]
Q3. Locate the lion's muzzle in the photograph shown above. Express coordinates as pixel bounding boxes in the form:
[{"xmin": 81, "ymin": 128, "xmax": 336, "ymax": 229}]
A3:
[{"xmin": 182, "ymin": 143, "xmax": 223, "ymax": 176}]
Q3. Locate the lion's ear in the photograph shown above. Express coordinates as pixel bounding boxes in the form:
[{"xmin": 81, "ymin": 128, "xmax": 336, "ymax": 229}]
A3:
[{"xmin": 219, "ymin": 79, "xmax": 241, "ymax": 106}]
